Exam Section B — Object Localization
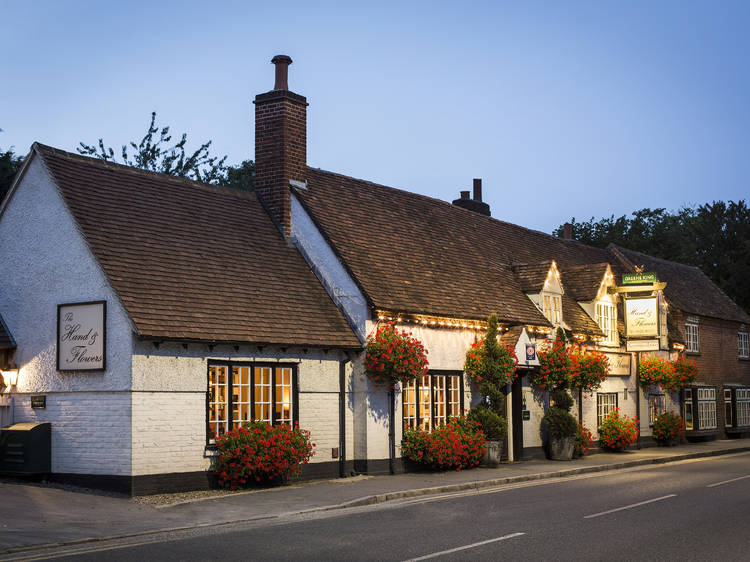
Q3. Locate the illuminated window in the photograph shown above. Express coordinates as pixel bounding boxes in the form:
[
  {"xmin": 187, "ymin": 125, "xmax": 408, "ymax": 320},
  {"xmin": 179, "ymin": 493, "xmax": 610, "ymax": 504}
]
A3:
[
  {"xmin": 739, "ymin": 332, "xmax": 749, "ymax": 359},
  {"xmin": 685, "ymin": 321, "xmax": 699, "ymax": 353},
  {"xmin": 207, "ymin": 362, "xmax": 296, "ymax": 444},
  {"xmin": 403, "ymin": 371, "xmax": 463, "ymax": 433},
  {"xmin": 543, "ymin": 294, "xmax": 562, "ymax": 325},
  {"xmin": 596, "ymin": 302, "xmax": 618, "ymax": 345},
  {"xmin": 597, "ymin": 392, "xmax": 618, "ymax": 428}
]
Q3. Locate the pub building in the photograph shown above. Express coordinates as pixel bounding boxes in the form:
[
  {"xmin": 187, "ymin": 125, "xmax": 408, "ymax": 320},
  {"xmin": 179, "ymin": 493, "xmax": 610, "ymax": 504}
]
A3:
[{"xmin": 1, "ymin": 56, "xmax": 749, "ymax": 494}]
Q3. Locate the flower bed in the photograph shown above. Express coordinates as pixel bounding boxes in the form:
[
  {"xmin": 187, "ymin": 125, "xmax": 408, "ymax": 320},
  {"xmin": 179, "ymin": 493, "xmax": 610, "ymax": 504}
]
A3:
[
  {"xmin": 365, "ymin": 322, "xmax": 429, "ymax": 385},
  {"xmin": 638, "ymin": 355, "xmax": 675, "ymax": 388},
  {"xmin": 401, "ymin": 417, "xmax": 485, "ymax": 471},
  {"xmin": 598, "ymin": 408, "xmax": 639, "ymax": 451},
  {"xmin": 214, "ymin": 421, "xmax": 315, "ymax": 490},
  {"xmin": 575, "ymin": 423, "xmax": 593, "ymax": 457},
  {"xmin": 652, "ymin": 411, "xmax": 685, "ymax": 444}
]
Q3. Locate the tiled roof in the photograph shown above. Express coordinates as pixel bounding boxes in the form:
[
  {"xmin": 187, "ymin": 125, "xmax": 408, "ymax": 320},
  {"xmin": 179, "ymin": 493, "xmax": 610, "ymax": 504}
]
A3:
[
  {"xmin": 34, "ymin": 144, "xmax": 360, "ymax": 348},
  {"xmin": 298, "ymin": 168, "xmax": 618, "ymax": 327},
  {"xmin": 562, "ymin": 294, "xmax": 603, "ymax": 336},
  {"xmin": 560, "ymin": 263, "xmax": 609, "ymax": 302},
  {"xmin": 610, "ymin": 245, "xmax": 750, "ymax": 324},
  {"xmin": 0, "ymin": 313, "xmax": 15, "ymax": 350},
  {"xmin": 511, "ymin": 262, "xmax": 554, "ymax": 293}
]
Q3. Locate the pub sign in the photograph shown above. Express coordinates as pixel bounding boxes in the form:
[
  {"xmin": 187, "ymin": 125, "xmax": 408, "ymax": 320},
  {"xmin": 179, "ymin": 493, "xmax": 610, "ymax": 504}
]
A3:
[{"xmin": 57, "ymin": 301, "xmax": 106, "ymax": 371}]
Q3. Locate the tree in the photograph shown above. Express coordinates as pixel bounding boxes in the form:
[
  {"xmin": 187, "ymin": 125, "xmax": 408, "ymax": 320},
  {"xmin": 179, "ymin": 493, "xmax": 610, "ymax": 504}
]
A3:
[
  {"xmin": 555, "ymin": 201, "xmax": 750, "ymax": 313},
  {"xmin": 0, "ymin": 147, "xmax": 23, "ymax": 202},
  {"xmin": 78, "ymin": 112, "xmax": 254, "ymax": 190}
]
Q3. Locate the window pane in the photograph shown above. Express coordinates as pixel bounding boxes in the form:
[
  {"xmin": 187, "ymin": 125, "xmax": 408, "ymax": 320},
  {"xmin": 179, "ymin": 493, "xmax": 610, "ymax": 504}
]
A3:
[
  {"xmin": 597, "ymin": 393, "xmax": 618, "ymax": 428},
  {"xmin": 448, "ymin": 376, "xmax": 461, "ymax": 419},
  {"xmin": 419, "ymin": 374, "xmax": 432, "ymax": 431},
  {"xmin": 208, "ymin": 365, "xmax": 229, "ymax": 442},
  {"xmin": 275, "ymin": 367, "xmax": 293, "ymax": 425},
  {"xmin": 403, "ymin": 379, "xmax": 417, "ymax": 432},
  {"xmin": 254, "ymin": 367, "xmax": 272, "ymax": 423},
  {"xmin": 433, "ymin": 375, "xmax": 446, "ymax": 428},
  {"xmin": 232, "ymin": 367, "xmax": 252, "ymax": 428}
]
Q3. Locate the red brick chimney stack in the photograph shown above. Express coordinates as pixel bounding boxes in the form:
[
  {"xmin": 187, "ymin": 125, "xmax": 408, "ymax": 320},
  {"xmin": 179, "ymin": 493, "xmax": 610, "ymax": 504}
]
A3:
[
  {"xmin": 563, "ymin": 222, "xmax": 574, "ymax": 239},
  {"xmin": 473, "ymin": 178, "xmax": 482, "ymax": 202},
  {"xmin": 254, "ymin": 55, "xmax": 308, "ymax": 237}
]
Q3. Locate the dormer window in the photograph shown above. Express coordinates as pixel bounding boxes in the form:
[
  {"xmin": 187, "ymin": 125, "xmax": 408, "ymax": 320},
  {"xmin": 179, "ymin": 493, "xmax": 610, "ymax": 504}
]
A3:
[
  {"xmin": 543, "ymin": 294, "xmax": 562, "ymax": 325},
  {"xmin": 596, "ymin": 302, "xmax": 618, "ymax": 345}
]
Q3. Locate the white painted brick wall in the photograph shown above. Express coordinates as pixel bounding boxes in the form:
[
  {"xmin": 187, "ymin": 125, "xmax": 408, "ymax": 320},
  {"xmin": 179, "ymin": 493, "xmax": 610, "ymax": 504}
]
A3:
[
  {"xmin": 11, "ymin": 392, "xmax": 131, "ymax": 475},
  {"xmin": 131, "ymin": 392, "xmax": 209, "ymax": 475}
]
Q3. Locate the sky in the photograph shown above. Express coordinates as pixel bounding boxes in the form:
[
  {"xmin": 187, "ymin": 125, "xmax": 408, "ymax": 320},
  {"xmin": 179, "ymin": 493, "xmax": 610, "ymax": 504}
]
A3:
[{"xmin": 2, "ymin": 0, "xmax": 749, "ymax": 233}]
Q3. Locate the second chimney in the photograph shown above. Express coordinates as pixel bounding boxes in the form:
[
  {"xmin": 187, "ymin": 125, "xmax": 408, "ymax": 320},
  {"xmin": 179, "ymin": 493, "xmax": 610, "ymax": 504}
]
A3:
[
  {"xmin": 562, "ymin": 223, "xmax": 574, "ymax": 239},
  {"xmin": 452, "ymin": 178, "xmax": 490, "ymax": 216}
]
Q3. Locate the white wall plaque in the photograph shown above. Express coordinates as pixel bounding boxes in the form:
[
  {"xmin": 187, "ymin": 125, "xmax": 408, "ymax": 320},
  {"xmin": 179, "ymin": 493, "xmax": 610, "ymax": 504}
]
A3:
[
  {"xmin": 624, "ymin": 296, "xmax": 659, "ymax": 338},
  {"xmin": 57, "ymin": 301, "xmax": 106, "ymax": 371},
  {"xmin": 603, "ymin": 352, "xmax": 632, "ymax": 376},
  {"xmin": 626, "ymin": 339, "xmax": 659, "ymax": 352}
]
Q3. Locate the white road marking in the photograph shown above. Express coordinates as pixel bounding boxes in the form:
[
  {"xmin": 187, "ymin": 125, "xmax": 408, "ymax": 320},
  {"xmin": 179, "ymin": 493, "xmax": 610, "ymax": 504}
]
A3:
[
  {"xmin": 403, "ymin": 532, "xmax": 525, "ymax": 561},
  {"xmin": 583, "ymin": 494, "xmax": 677, "ymax": 519},
  {"xmin": 706, "ymin": 474, "xmax": 750, "ymax": 488}
]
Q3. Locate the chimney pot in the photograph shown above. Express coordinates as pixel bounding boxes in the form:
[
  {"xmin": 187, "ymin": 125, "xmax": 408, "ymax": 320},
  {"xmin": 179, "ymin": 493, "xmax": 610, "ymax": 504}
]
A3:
[
  {"xmin": 460, "ymin": 190, "xmax": 470, "ymax": 200},
  {"xmin": 473, "ymin": 178, "xmax": 482, "ymax": 202},
  {"xmin": 563, "ymin": 223, "xmax": 574, "ymax": 239},
  {"xmin": 271, "ymin": 55, "xmax": 293, "ymax": 90}
]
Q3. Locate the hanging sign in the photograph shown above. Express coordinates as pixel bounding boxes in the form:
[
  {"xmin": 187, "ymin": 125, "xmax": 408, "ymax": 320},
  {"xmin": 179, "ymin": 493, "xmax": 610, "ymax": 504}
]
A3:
[
  {"xmin": 603, "ymin": 352, "xmax": 631, "ymax": 376},
  {"xmin": 624, "ymin": 297, "xmax": 659, "ymax": 338},
  {"xmin": 626, "ymin": 339, "xmax": 659, "ymax": 352},
  {"xmin": 622, "ymin": 272, "xmax": 657, "ymax": 285},
  {"xmin": 57, "ymin": 301, "xmax": 106, "ymax": 371}
]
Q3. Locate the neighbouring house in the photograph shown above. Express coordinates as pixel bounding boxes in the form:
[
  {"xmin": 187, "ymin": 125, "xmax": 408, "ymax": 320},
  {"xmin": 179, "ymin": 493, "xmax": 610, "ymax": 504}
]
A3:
[{"xmin": 1, "ymin": 55, "xmax": 749, "ymax": 494}]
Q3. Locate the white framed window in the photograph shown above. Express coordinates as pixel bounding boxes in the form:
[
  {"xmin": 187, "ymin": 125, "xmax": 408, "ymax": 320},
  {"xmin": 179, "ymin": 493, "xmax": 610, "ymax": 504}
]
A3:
[
  {"xmin": 648, "ymin": 393, "xmax": 666, "ymax": 425},
  {"xmin": 737, "ymin": 389, "xmax": 750, "ymax": 427},
  {"xmin": 685, "ymin": 321, "xmax": 699, "ymax": 353},
  {"xmin": 403, "ymin": 371, "xmax": 463, "ymax": 433},
  {"xmin": 207, "ymin": 362, "xmax": 297, "ymax": 444},
  {"xmin": 739, "ymin": 332, "xmax": 749, "ymax": 358},
  {"xmin": 596, "ymin": 302, "xmax": 618, "ymax": 345},
  {"xmin": 543, "ymin": 293, "xmax": 562, "ymax": 326},
  {"xmin": 597, "ymin": 392, "xmax": 618, "ymax": 428},
  {"xmin": 697, "ymin": 387, "xmax": 717, "ymax": 430}
]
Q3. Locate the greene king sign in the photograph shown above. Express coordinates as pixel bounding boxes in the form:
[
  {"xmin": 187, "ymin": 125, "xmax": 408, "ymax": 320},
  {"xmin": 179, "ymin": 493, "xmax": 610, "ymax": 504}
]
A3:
[
  {"xmin": 622, "ymin": 272, "xmax": 657, "ymax": 285},
  {"xmin": 624, "ymin": 296, "xmax": 659, "ymax": 338}
]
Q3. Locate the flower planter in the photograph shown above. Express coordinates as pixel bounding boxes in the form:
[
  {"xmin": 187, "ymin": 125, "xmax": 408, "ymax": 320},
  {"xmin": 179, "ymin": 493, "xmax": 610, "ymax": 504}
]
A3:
[
  {"xmin": 482, "ymin": 438, "xmax": 505, "ymax": 467},
  {"xmin": 547, "ymin": 435, "xmax": 575, "ymax": 461}
]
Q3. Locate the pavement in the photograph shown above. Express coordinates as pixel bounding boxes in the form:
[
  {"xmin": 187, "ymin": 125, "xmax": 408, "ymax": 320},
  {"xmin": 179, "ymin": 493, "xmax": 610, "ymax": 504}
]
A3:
[{"xmin": 1, "ymin": 438, "xmax": 750, "ymax": 556}]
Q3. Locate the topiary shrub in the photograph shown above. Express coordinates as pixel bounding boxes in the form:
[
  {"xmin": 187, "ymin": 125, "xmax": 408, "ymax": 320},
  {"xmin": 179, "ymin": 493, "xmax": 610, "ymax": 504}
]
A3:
[
  {"xmin": 550, "ymin": 388, "xmax": 574, "ymax": 412},
  {"xmin": 543, "ymin": 407, "xmax": 578, "ymax": 439},
  {"xmin": 214, "ymin": 421, "xmax": 315, "ymax": 490},
  {"xmin": 468, "ymin": 403, "xmax": 508, "ymax": 439}
]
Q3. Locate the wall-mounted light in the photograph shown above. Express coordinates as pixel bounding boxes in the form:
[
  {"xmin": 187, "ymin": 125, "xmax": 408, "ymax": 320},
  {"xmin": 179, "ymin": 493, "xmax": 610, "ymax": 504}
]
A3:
[{"xmin": 1, "ymin": 363, "xmax": 19, "ymax": 388}]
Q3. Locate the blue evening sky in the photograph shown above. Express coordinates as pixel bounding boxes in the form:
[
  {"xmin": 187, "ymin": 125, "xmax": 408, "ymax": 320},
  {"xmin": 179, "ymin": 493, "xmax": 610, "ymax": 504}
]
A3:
[{"xmin": 2, "ymin": 0, "xmax": 749, "ymax": 233}]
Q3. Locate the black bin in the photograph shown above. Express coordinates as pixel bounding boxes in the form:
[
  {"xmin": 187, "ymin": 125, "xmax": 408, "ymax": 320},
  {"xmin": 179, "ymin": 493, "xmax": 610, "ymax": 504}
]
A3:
[{"xmin": 0, "ymin": 422, "xmax": 51, "ymax": 475}]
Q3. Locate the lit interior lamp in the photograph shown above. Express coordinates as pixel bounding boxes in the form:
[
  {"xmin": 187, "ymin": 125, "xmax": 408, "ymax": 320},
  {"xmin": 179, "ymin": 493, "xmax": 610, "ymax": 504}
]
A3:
[{"xmin": 1, "ymin": 363, "xmax": 19, "ymax": 389}]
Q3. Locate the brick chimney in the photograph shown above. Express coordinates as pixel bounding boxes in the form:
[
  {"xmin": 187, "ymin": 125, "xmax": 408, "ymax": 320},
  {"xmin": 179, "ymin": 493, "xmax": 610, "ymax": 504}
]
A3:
[
  {"xmin": 452, "ymin": 178, "xmax": 490, "ymax": 216},
  {"xmin": 254, "ymin": 55, "xmax": 308, "ymax": 237},
  {"xmin": 562, "ymin": 222, "xmax": 574, "ymax": 239}
]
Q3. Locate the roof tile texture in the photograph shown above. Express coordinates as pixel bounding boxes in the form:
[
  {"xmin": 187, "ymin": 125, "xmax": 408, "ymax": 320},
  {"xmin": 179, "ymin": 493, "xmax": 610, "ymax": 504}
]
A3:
[{"xmin": 36, "ymin": 145, "xmax": 360, "ymax": 348}]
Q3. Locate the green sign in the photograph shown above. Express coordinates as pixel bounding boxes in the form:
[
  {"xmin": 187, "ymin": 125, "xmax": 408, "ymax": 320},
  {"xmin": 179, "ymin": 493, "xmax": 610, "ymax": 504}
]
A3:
[
  {"xmin": 522, "ymin": 411, "xmax": 531, "ymax": 421},
  {"xmin": 622, "ymin": 272, "xmax": 657, "ymax": 285}
]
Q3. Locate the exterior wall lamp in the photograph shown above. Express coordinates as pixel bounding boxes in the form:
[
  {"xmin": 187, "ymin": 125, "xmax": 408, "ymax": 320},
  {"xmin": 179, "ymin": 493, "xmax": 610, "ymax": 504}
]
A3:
[{"xmin": 1, "ymin": 363, "xmax": 19, "ymax": 390}]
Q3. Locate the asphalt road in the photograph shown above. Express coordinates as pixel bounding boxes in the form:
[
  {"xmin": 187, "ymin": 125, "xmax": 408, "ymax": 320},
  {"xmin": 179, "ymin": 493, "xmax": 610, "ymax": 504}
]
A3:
[{"xmin": 14, "ymin": 452, "xmax": 750, "ymax": 561}]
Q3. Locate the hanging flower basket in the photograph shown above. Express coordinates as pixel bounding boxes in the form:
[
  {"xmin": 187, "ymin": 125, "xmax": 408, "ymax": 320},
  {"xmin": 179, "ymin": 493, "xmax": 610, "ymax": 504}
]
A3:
[
  {"xmin": 638, "ymin": 355, "xmax": 675, "ymax": 389},
  {"xmin": 668, "ymin": 357, "xmax": 698, "ymax": 390},
  {"xmin": 569, "ymin": 347, "xmax": 609, "ymax": 393},
  {"xmin": 365, "ymin": 323, "xmax": 429, "ymax": 385},
  {"xmin": 531, "ymin": 338, "xmax": 572, "ymax": 391}
]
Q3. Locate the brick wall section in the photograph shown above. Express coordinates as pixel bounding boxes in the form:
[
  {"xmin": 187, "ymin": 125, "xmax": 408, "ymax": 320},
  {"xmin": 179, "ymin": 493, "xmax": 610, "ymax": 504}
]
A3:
[
  {"xmin": 254, "ymin": 90, "xmax": 308, "ymax": 237},
  {"xmin": 13, "ymin": 392, "xmax": 132, "ymax": 475},
  {"xmin": 674, "ymin": 310, "xmax": 750, "ymax": 431}
]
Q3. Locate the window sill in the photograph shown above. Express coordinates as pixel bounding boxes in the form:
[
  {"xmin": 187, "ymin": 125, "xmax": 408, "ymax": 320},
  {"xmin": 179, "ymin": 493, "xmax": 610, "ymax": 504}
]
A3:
[{"xmin": 686, "ymin": 351, "xmax": 701, "ymax": 356}]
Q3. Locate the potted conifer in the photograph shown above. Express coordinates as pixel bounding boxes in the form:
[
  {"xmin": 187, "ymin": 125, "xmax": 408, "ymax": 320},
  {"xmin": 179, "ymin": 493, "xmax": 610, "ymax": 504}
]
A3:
[{"xmin": 465, "ymin": 314, "xmax": 516, "ymax": 466}]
